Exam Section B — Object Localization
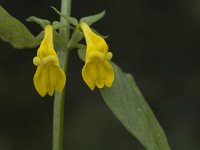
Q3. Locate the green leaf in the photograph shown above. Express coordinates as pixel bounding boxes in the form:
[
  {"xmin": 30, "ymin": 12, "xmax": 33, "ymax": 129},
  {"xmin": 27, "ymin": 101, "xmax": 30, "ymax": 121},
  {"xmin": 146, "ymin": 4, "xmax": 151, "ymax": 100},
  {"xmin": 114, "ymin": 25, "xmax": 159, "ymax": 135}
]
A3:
[
  {"xmin": 26, "ymin": 16, "xmax": 50, "ymax": 28},
  {"xmin": 51, "ymin": 6, "xmax": 78, "ymax": 26},
  {"xmin": 100, "ymin": 63, "xmax": 171, "ymax": 150},
  {"xmin": 0, "ymin": 5, "xmax": 38, "ymax": 49},
  {"xmin": 77, "ymin": 46, "xmax": 86, "ymax": 61},
  {"xmin": 80, "ymin": 10, "xmax": 106, "ymax": 26}
]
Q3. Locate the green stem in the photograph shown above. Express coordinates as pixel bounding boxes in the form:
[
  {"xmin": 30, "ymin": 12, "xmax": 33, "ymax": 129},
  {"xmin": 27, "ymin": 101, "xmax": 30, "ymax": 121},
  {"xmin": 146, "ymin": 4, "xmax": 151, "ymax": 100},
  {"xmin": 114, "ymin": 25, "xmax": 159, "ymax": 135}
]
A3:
[
  {"xmin": 52, "ymin": 0, "xmax": 71, "ymax": 150},
  {"xmin": 60, "ymin": 0, "xmax": 71, "ymax": 41}
]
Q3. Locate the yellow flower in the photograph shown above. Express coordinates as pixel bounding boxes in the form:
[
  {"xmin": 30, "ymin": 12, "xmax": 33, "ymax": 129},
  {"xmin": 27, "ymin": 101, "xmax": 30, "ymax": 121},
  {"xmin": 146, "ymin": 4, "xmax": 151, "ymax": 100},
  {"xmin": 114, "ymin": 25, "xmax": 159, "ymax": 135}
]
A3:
[
  {"xmin": 33, "ymin": 25, "xmax": 66, "ymax": 97},
  {"xmin": 80, "ymin": 22, "xmax": 114, "ymax": 90}
]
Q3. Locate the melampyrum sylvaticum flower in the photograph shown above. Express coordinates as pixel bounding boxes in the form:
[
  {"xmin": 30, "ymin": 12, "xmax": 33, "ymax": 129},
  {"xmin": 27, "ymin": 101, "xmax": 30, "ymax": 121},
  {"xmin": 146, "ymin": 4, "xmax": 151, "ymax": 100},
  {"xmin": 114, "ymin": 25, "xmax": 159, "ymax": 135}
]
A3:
[
  {"xmin": 80, "ymin": 22, "xmax": 114, "ymax": 90},
  {"xmin": 33, "ymin": 25, "xmax": 66, "ymax": 97}
]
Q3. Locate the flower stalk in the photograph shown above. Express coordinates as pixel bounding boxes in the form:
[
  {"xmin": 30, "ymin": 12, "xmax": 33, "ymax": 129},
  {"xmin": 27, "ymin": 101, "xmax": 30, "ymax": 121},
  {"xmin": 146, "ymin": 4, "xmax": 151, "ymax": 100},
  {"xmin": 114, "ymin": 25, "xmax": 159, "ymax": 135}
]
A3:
[{"xmin": 52, "ymin": 0, "xmax": 71, "ymax": 150}]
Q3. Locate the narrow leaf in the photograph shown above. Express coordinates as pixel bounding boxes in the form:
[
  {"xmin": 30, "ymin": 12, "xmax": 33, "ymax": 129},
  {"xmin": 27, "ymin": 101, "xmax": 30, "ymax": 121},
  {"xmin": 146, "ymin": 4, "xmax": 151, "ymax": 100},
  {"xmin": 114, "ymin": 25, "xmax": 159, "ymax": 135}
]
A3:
[
  {"xmin": 51, "ymin": 6, "xmax": 78, "ymax": 26},
  {"xmin": 100, "ymin": 63, "xmax": 171, "ymax": 150},
  {"xmin": 77, "ymin": 46, "xmax": 86, "ymax": 61},
  {"xmin": 26, "ymin": 16, "xmax": 50, "ymax": 28},
  {"xmin": 0, "ymin": 6, "xmax": 38, "ymax": 49},
  {"xmin": 80, "ymin": 10, "xmax": 105, "ymax": 26}
]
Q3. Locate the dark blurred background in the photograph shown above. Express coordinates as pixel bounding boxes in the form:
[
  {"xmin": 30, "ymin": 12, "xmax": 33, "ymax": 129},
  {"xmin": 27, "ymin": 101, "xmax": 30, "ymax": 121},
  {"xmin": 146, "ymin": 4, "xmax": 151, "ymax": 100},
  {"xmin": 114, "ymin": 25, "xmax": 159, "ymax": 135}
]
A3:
[{"xmin": 0, "ymin": 0, "xmax": 200, "ymax": 150}]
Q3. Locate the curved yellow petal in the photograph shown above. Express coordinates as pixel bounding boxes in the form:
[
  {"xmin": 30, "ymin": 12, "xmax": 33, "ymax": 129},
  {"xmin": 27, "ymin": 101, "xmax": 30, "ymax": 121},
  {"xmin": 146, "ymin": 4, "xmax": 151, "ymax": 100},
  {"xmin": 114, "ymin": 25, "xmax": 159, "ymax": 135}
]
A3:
[
  {"xmin": 95, "ymin": 62, "xmax": 105, "ymax": 88},
  {"xmin": 47, "ymin": 87, "xmax": 54, "ymax": 97},
  {"xmin": 34, "ymin": 63, "xmax": 66, "ymax": 96},
  {"xmin": 82, "ymin": 62, "xmax": 96, "ymax": 90},
  {"xmin": 81, "ymin": 60, "xmax": 114, "ymax": 90},
  {"xmin": 50, "ymin": 65, "xmax": 66, "ymax": 92},
  {"xmin": 33, "ymin": 65, "xmax": 48, "ymax": 97},
  {"xmin": 94, "ymin": 61, "xmax": 114, "ymax": 89},
  {"xmin": 103, "ymin": 61, "xmax": 114, "ymax": 87}
]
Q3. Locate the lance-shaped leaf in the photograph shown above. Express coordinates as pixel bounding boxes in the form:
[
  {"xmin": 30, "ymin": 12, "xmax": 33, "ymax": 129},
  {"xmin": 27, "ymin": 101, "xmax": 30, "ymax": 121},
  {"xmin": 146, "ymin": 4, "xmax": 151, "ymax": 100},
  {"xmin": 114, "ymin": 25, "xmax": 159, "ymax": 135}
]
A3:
[
  {"xmin": 0, "ymin": 6, "xmax": 38, "ymax": 49},
  {"xmin": 100, "ymin": 63, "xmax": 171, "ymax": 150},
  {"xmin": 26, "ymin": 16, "xmax": 50, "ymax": 28},
  {"xmin": 77, "ymin": 46, "xmax": 86, "ymax": 61},
  {"xmin": 80, "ymin": 10, "xmax": 105, "ymax": 26},
  {"xmin": 51, "ymin": 6, "xmax": 78, "ymax": 26}
]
